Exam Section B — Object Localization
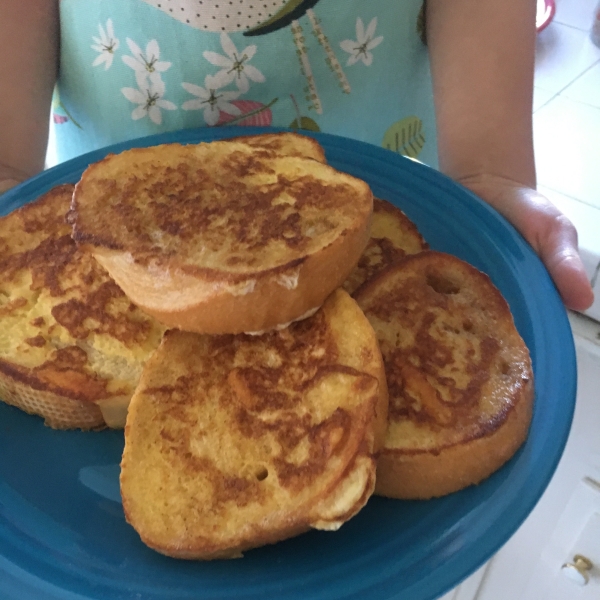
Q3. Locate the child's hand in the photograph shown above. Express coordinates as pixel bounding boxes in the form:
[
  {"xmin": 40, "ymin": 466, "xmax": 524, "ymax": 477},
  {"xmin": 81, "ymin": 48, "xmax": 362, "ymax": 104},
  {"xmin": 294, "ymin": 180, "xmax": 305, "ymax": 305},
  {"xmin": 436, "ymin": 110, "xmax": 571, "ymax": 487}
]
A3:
[
  {"xmin": 457, "ymin": 173, "xmax": 594, "ymax": 312},
  {"xmin": 0, "ymin": 164, "xmax": 29, "ymax": 195},
  {"xmin": 0, "ymin": 179, "xmax": 21, "ymax": 195}
]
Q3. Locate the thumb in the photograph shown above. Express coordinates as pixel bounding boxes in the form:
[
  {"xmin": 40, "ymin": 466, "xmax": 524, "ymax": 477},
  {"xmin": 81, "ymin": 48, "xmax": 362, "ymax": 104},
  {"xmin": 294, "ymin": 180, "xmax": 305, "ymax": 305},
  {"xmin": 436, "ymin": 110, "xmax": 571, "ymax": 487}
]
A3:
[
  {"xmin": 0, "ymin": 178, "xmax": 23, "ymax": 195},
  {"xmin": 536, "ymin": 216, "xmax": 595, "ymax": 312}
]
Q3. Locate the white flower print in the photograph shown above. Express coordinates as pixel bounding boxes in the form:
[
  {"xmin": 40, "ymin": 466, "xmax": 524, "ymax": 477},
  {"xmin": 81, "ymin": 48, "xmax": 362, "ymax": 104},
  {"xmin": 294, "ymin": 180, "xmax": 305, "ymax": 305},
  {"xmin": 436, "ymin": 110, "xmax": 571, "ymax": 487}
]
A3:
[
  {"xmin": 181, "ymin": 74, "xmax": 241, "ymax": 126},
  {"xmin": 91, "ymin": 19, "xmax": 120, "ymax": 70},
  {"xmin": 203, "ymin": 33, "xmax": 265, "ymax": 94},
  {"xmin": 121, "ymin": 78, "xmax": 177, "ymax": 125},
  {"xmin": 122, "ymin": 38, "xmax": 172, "ymax": 89},
  {"xmin": 340, "ymin": 18, "xmax": 384, "ymax": 67}
]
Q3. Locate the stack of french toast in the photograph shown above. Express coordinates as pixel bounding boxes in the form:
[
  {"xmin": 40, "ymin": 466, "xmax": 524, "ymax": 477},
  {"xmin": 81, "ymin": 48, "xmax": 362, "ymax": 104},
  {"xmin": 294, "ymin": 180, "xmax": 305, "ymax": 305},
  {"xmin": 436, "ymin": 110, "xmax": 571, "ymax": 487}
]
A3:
[{"xmin": 0, "ymin": 132, "xmax": 534, "ymax": 559}]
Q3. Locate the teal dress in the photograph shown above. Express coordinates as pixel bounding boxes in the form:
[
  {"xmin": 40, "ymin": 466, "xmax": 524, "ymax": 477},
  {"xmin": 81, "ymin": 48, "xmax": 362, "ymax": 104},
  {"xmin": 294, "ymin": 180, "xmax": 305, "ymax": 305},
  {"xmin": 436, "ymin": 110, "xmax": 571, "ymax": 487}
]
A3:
[{"xmin": 54, "ymin": 0, "xmax": 437, "ymax": 167}]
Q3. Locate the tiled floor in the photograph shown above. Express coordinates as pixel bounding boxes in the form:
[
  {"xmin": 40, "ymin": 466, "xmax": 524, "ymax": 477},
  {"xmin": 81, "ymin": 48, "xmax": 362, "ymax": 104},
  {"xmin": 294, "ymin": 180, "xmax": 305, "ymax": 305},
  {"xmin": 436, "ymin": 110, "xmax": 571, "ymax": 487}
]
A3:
[{"xmin": 533, "ymin": 0, "xmax": 600, "ymax": 319}]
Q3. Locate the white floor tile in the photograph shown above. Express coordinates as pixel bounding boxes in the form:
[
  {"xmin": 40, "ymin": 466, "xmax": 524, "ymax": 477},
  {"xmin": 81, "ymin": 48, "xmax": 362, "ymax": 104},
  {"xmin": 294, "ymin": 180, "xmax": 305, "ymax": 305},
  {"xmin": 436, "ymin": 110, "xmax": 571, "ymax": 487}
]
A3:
[
  {"xmin": 535, "ymin": 22, "xmax": 600, "ymax": 93},
  {"xmin": 561, "ymin": 60, "xmax": 600, "ymax": 107},
  {"xmin": 533, "ymin": 86, "xmax": 557, "ymax": 112},
  {"xmin": 534, "ymin": 95, "xmax": 600, "ymax": 208},
  {"xmin": 537, "ymin": 188, "xmax": 600, "ymax": 323},
  {"xmin": 539, "ymin": 185, "xmax": 600, "ymax": 255},
  {"xmin": 554, "ymin": 0, "xmax": 599, "ymax": 32}
]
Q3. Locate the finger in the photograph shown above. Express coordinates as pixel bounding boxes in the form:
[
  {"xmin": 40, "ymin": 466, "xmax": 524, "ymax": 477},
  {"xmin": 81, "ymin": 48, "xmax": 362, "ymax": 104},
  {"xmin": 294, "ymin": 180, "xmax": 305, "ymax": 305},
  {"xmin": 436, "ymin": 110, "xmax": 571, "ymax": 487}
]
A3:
[
  {"xmin": 535, "ymin": 213, "xmax": 595, "ymax": 312},
  {"xmin": 0, "ymin": 178, "xmax": 22, "ymax": 195},
  {"xmin": 453, "ymin": 179, "xmax": 594, "ymax": 311}
]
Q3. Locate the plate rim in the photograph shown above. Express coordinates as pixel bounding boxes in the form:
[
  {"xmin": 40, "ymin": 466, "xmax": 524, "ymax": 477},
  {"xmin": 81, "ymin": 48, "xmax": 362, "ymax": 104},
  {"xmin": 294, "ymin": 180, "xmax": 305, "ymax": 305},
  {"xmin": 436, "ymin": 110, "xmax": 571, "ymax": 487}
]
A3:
[{"xmin": 0, "ymin": 125, "xmax": 576, "ymax": 600}]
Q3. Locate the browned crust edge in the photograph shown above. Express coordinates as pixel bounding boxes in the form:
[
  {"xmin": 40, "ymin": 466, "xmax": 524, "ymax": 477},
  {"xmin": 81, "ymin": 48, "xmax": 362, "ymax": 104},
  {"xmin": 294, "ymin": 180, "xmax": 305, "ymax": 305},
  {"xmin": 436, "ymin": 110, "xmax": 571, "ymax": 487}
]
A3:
[
  {"xmin": 0, "ymin": 375, "xmax": 105, "ymax": 430},
  {"xmin": 372, "ymin": 197, "xmax": 429, "ymax": 250},
  {"xmin": 374, "ymin": 377, "xmax": 534, "ymax": 499},
  {"xmin": 0, "ymin": 358, "xmax": 110, "ymax": 403},
  {"xmin": 104, "ymin": 214, "xmax": 372, "ymax": 334}
]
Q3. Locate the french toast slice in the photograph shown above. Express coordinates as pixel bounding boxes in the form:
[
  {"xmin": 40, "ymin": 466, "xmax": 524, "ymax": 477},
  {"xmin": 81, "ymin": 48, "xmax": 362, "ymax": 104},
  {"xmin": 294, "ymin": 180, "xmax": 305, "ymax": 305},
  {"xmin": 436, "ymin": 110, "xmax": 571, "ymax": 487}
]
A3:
[
  {"xmin": 0, "ymin": 185, "xmax": 166, "ymax": 429},
  {"xmin": 343, "ymin": 197, "xmax": 428, "ymax": 295},
  {"xmin": 354, "ymin": 251, "xmax": 534, "ymax": 499},
  {"xmin": 120, "ymin": 288, "xmax": 388, "ymax": 559},
  {"xmin": 71, "ymin": 134, "xmax": 372, "ymax": 335}
]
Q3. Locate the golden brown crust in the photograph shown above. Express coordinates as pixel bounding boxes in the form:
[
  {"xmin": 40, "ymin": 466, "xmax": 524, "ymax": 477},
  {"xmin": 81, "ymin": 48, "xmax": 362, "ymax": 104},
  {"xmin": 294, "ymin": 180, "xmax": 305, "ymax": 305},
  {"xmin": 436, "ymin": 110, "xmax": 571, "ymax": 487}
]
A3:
[
  {"xmin": 343, "ymin": 197, "xmax": 428, "ymax": 296},
  {"xmin": 375, "ymin": 381, "xmax": 533, "ymax": 498},
  {"xmin": 355, "ymin": 251, "xmax": 534, "ymax": 499},
  {"xmin": 228, "ymin": 132, "xmax": 327, "ymax": 163},
  {"xmin": 120, "ymin": 289, "xmax": 388, "ymax": 559},
  {"xmin": 71, "ymin": 136, "xmax": 373, "ymax": 334},
  {"xmin": 0, "ymin": 375, "xmax": 105, "ymax": 429},
  {"xmin": 94, "ymin": 212, "xmax": 371, "ymax": 334},
  {"xmin": 0, "ymin": 185, "xmax": 165, "ymax": 429}
]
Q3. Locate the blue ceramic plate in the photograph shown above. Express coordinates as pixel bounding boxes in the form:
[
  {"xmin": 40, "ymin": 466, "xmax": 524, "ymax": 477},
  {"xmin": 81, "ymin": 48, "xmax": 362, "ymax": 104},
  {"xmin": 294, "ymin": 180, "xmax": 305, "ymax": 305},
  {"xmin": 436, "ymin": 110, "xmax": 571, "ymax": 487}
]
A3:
[{"xmin": 0, "ymin": 127, "xmax": 576, "ymax": 600}]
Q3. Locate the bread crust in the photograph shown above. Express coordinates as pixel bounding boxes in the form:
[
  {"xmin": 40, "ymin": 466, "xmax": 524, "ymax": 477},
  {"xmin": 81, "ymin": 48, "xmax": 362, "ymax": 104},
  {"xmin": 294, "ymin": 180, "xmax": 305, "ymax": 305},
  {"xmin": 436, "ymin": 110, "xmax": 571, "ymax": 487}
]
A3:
[
  {"xmin": 71, "ymin": 136, "xmax": 373, "ymax": 334},
  {"xmin": 92, "ymin": 212, "xmax": 370, "ymax": 334},
  {"xmin": 343, "ymin": 197, "xmax": 428, "ymax": 295},
  {"xmin": 227, "ymin": 131, "xmax": 327, "ymax": 163},
  {"xmin": 355, "ymin": 251, "xmax": 534, "ymax": 499},
  {"xmin": 375, "ymin": 376, "xmax": 533, "ymax": 498},
  {"xmin": 0, "ymin": 373, "xmax": 105, "ymax": 429}
]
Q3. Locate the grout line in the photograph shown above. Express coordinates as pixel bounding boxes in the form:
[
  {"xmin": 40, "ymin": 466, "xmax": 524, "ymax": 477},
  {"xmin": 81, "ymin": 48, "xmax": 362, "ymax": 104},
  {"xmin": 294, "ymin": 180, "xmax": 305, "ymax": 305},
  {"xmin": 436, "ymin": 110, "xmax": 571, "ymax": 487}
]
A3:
[
  {"xmin": 591, "ymin": 261, "xmax": 600, "ymax": 288},
  {"xmin": 536, "ymin": 183, "xmax": 600, "ymax": 212},
  {"xmin": 536, "ymin": 186, "xmax": 600, "ymax": 219},
  {"xmin": 557, "ymin": 57, "xmax": 600, "ymax": 100},
  {"xmin": 537, "ymin": 58, "xmax": 600, "ymax": 100},
  {"xmin": 558, "ymin": 95, "xmax": 600, "ymax": 110},
  {"xmin": 583, "ymin": 476, "xmax": 600, "ymax": 492},
  {"xmin": 533, "ymin": 90, "xmax": 559, "ymax": 113},
  {"xmin": 552, "ymin": 19, "xmax": 595, "ymax": 33}
]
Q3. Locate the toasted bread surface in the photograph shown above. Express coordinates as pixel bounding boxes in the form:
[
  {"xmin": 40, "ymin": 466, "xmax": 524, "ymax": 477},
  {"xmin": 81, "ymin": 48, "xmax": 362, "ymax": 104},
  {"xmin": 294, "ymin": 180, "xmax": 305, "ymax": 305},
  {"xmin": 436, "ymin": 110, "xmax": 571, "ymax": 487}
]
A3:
[
  {"xmin": 355, "ymin": 251, "xmax": 534, "ymax": 499},
  {"xmin": 343, "ymin": 197, "xmax": 428, "ymax": 295},
  {"xmin": 71, "ymin": 136, "xmax": 372, "ymax": 334},
  {"xmin": 230, "ymin": 131, "xmax": 326, "ymax": 163},
  {"xmin": 0, "ymin": 185, "xmax": 166, "ymax": 429},
  {"xmin": 120, "ymin": 288, "xmax": 388, "ymax": 559}
]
